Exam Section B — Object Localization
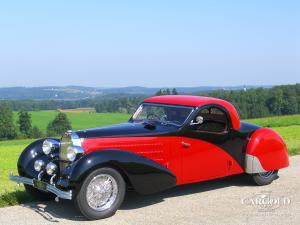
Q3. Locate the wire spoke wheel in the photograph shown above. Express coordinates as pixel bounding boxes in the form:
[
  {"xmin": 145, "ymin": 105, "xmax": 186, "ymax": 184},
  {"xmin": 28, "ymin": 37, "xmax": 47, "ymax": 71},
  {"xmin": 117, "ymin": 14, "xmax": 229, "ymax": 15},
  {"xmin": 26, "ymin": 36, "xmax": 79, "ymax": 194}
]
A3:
[{"xmin": 86, "ymin": 174, "xmax": 118, "ymax": 211}]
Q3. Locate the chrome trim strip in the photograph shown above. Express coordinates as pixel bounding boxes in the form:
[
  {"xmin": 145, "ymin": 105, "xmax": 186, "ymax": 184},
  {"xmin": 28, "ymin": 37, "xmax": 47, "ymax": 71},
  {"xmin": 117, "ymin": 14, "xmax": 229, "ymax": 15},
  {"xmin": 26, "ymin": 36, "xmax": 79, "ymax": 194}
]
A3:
[
  {"xmin": 70, "ymin": 132, "xmax": 83, "ymax": 147},
  {"xmin": 50, "ymin": 174, "xmax": 56, "ymax": 185},
  {"xmin": 9, "ymin": 175, "xmax": 72, "ymax": 200},
  {"xmin": 37, "ymin": 171, "xmax": 44, "ymax": 181},
  {"xmin": 245, "ymin": 154, "xmax": 267, "ymax": 174}
]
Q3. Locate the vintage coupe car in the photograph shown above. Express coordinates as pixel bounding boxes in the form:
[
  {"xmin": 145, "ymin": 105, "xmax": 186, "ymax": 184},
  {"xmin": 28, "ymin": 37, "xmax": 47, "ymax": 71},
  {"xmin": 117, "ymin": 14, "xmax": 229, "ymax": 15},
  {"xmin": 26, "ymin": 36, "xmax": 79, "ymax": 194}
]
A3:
[{"xmin": 10, "ymin": 95, "xmax": 289, "ymax": 220}]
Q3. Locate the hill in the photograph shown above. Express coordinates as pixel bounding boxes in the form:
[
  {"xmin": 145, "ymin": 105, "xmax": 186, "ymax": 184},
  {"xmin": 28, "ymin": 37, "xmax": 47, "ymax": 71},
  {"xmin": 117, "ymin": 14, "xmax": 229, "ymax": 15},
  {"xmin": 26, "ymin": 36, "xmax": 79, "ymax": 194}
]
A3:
[{"xmin": 0, "ymin": 85, "xmax": 268, "ymax": 100}]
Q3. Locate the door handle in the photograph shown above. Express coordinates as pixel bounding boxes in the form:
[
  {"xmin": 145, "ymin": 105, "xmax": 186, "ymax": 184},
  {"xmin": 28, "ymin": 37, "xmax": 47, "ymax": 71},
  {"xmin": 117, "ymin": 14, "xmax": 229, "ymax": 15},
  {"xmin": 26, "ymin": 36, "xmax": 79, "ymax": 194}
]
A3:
[{"xmin": 181, "ymin": 141, "xmax": 191, "ymax": 148}]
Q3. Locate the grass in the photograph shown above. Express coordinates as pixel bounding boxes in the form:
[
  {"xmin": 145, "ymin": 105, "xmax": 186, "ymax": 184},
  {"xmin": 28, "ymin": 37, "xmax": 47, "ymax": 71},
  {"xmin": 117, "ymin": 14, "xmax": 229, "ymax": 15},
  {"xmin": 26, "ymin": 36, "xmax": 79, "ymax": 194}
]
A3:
[
  {"xmin": 13, "ymin": 111, "xmax": 131, "ymax": 133},
  {"xmin": 0, "ymin": 139, "xmax": 33, "ymax": 207},
  {"xmin": 272, "ymin": 126, "xmax": 300, "ymax": 156},
  {"xmin": 1, "ymin": 112, "xmax": 300, "ymax": 208},
  {"xmin": 245, "ymin": 114, "xmax": 300, "ymax": 128}
]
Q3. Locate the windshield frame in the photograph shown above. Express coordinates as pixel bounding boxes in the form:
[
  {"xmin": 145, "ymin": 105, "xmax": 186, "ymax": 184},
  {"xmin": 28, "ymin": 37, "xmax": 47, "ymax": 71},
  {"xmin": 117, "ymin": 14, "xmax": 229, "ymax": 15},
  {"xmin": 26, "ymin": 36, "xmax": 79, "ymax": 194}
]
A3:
[{"xmin": 131, "ymin": 103, "xmax": 195, "ymax": 127}]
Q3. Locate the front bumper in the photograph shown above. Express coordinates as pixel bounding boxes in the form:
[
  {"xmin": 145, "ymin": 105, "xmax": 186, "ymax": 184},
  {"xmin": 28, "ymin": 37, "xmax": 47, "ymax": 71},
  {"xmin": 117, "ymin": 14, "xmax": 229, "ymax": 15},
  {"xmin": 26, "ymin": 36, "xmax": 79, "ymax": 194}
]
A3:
[{"xmin": 9, "ymin": 175, "xmax": 72, "ymax": 200}]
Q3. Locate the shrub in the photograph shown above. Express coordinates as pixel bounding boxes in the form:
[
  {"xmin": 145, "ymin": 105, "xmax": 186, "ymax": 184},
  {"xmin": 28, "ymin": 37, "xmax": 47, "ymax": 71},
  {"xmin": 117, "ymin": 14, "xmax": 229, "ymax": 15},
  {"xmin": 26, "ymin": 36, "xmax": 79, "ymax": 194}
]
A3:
[
  {"xmin": 31, "ymin": 126, "xmax": 44, "ymax": 138},
  {"xmin": 17, "ymin": 111, "xmax": 32, "ymax": 138},
  {"xmin": 47, "ymin": 113, "xmax": 72, "ymax": 136},
  {"xmin": 0, "ymin": 104, "xmax": 17, "ymax": 140}
]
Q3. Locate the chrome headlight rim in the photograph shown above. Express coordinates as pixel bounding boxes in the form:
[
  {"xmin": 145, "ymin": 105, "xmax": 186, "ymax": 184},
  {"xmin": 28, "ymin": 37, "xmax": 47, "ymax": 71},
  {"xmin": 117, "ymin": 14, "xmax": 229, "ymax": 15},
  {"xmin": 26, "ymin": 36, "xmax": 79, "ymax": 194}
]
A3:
[
  {"xmin": 34, "ymin": 160, "xmax": 45, "ymax": 172},
  {"xmin": 45, "ymin": 162, "xmax": 57, "ymax": 175},
  {"xmin": 42, "ymin": 139, "xmax": 59, "ymax": 155},
  {"xmin": 66, "ymin": 145, "xmax": 84, "ymax": 162}
]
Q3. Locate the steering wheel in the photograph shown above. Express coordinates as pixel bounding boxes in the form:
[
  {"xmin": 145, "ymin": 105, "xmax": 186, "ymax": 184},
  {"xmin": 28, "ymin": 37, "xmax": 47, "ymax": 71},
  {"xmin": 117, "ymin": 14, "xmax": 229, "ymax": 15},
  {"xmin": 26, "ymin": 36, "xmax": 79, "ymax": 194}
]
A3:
[{"xmin": 147, "ymin": 113, "xmax": 161, "ymax": 121}]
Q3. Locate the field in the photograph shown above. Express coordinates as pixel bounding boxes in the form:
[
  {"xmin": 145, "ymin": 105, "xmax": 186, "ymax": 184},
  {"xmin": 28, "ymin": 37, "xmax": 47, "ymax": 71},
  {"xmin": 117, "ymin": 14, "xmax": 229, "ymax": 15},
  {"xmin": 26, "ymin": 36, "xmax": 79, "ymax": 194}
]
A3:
[
  {"xmin": 13, "ymin": 111, "xmax": 131, "ymax": 133},
  {"xmin": 1, "ymin": 111, "xmax": 300, "ymax": 208}
]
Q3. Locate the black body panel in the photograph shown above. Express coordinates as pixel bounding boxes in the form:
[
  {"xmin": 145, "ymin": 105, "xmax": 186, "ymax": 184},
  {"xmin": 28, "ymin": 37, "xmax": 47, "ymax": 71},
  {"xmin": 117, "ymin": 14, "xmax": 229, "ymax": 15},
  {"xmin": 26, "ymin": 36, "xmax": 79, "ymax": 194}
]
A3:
[
  {"xmin": 67, "ymin": 150, "xmax": 176, "ymax": 195},
  {"xmin": 180, "ymin": 118, "xmax": 261, "ymax": 168},
  {"xmin": 239, "ymin": 121, "xmax": 261, "ymax": 133},
  {"xmin": 76, "ymin": 122, "xmax": 179, "ymax": 139},
  {"xmin": 17, "ymin": 138, "xmax": 59, "ymax": 182}
]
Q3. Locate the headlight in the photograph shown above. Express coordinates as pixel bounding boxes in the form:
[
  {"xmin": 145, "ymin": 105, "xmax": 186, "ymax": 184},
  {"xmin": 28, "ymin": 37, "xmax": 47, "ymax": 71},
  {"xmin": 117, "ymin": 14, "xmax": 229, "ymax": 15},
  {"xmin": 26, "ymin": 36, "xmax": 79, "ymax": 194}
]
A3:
[
  {"xmin": 46, "ymin": 162, "xmax": 57, "ymax": 175},
  {"xmin": 42, "ymin": 139, "xmax": 59, "ymax": 155},
  {"xmin": 34, "ymin": 160, "xmax": 45, "ymax": 172},
  {"xmin": 66, "ymin": 146, "xmax": 84, "ymax": 162}
]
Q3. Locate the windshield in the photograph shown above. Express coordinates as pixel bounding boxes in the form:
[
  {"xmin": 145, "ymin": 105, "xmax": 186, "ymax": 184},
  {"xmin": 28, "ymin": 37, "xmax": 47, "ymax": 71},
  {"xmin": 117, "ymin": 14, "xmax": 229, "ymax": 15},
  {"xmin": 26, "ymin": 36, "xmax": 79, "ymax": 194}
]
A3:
[{"xmin": 132, "ymin": 103, "xmax": 194, "ymax": 126}]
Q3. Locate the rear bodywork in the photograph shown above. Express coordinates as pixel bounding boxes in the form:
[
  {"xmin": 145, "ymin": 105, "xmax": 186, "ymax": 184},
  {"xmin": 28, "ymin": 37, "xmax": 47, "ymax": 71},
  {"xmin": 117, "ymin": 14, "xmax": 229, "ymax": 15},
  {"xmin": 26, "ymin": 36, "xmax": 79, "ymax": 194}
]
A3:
[{"xmin": 245, "ymin": 128, "xmax": 289, "ymax": 173}]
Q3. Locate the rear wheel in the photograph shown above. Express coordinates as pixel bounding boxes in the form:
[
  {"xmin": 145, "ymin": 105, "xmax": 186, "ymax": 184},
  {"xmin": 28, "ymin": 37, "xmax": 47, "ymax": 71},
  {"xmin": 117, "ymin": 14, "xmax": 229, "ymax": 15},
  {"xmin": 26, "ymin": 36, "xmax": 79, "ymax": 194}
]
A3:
[
  {"xmin": 75, "ymin": 167, "xmax": 126, "ymax": 220},
  {"xmin": 24, "ymin": 184, "xmax": 55, "ymax": 201},
  {"xmin": 251, "ymin": 170, "xmax": 278, "ymax": 186}
]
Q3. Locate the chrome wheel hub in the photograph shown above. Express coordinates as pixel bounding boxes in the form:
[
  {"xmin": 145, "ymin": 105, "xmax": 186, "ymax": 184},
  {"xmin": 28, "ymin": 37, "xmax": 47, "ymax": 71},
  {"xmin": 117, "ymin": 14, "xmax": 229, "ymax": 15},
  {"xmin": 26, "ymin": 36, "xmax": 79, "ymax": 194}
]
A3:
[{"xmin": 86, "ymin": 174, "xmax": 118, "ymax": 211}]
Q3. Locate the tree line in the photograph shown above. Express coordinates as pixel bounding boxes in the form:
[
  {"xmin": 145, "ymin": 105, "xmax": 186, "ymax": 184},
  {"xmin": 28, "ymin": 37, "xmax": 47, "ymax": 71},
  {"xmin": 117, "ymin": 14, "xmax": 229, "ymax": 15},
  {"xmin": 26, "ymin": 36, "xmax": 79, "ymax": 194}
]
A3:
[
  {"xmin": 0, "ymin": 84, "xmax": 300, "ymax": 140},
  {"xmin": 205, "ymin": 84, "xmax": 300, "ymax": 119},
  {"xmin": 0, "ymin": 105, "xmax": 72, "ymax": 140}
]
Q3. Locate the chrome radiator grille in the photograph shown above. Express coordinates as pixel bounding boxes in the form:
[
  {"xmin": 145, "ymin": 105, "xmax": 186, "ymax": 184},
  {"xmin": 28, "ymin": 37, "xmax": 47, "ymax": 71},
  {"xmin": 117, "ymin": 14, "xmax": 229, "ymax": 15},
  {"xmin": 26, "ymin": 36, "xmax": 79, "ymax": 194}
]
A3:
[
  {"xmin": 59, "ymin": 131, "xmax": 83, "ymax": 173},
  {"xmin": 59, "ymin": 132, "xmax": 73, "ymax": 173}
]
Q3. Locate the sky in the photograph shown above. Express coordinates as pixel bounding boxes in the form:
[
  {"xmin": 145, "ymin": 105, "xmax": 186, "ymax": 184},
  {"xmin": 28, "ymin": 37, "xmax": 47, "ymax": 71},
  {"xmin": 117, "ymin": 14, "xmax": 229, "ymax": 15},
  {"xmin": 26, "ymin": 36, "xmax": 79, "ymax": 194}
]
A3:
[{"xmin": 0, "ymin": 0, "xmax": 299, "ymax": 87}]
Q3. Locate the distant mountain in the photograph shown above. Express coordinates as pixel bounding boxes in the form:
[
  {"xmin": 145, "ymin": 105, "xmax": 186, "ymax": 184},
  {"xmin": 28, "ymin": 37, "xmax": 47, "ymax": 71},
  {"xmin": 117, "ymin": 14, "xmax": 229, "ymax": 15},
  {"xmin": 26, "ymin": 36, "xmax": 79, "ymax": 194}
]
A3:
[{"xmin": 0, "ymin": 85, "xmax": 271, "ymax": 100}]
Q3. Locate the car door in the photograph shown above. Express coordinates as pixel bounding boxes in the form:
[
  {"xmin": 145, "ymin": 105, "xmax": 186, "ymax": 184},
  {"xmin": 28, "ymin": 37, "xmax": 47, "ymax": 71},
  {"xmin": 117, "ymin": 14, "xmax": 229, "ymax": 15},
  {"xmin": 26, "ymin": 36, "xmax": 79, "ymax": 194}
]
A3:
[{"xmin": 180, "ymin": 105, "xmax": 233, "ymax": 183}]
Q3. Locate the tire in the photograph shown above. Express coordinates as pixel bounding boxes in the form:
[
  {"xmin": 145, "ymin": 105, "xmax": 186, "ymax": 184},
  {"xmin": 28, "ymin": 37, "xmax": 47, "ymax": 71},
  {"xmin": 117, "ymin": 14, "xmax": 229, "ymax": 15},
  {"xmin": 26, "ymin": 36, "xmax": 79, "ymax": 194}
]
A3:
[
  {"xmin": 24, "ymin": 184, "xmax": 55, "ymax": 201},
  {"xmin": 74, "ymin": 167, "xmax": 126, "ymax": 220},
  {"xmin": 251, "ymin": 170, "xmax": 278, "ymax": 186}
]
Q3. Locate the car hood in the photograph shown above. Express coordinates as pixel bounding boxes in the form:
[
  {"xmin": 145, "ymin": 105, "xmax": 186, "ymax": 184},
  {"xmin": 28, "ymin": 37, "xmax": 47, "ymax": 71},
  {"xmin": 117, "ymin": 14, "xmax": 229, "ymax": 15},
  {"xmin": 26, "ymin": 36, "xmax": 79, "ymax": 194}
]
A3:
[{"xmin": 75, "ymin": 122, "xmax": 179, "ymax": 139}]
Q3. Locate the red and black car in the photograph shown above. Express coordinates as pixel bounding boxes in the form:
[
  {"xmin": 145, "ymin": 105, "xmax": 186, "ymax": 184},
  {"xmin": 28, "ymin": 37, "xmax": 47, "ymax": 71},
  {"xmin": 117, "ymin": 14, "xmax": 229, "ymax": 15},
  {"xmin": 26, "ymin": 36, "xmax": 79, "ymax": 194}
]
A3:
[{"xmin": 10, "ymin": 95, "xmax": 289, "ymax": 220}]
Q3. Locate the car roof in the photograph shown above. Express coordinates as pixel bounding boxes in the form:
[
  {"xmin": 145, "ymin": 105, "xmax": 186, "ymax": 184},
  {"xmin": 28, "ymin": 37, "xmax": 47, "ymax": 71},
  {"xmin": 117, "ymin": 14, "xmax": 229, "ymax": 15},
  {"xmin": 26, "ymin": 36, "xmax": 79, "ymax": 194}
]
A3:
[{"xmin": 144, "ymin": 95, "xmax": 240, "ymax": 130}]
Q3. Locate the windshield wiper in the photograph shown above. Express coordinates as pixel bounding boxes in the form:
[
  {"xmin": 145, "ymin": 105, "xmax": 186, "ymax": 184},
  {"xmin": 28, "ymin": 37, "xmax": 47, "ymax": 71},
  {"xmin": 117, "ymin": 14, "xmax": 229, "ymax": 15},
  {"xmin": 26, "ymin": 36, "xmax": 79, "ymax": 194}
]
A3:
[{"xmin": 160, "ymin": 120, "xmax": 181, "ymax": 127}]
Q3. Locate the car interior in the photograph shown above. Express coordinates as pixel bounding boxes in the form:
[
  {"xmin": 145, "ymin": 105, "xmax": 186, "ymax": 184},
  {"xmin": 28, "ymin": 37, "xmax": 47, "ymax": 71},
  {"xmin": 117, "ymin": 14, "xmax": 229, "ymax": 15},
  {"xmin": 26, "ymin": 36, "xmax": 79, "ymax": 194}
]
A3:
[{"xmin": 192, "ymin": 107, "xmax": 228, "ymax": 134}]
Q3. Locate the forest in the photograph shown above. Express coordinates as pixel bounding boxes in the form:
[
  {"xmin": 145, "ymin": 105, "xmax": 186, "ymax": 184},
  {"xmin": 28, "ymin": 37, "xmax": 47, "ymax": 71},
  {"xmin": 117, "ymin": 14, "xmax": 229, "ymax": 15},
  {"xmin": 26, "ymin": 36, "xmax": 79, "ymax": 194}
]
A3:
[{"xmin": 0, "ymin": 84, "xmax": 299, "ymax": 119}]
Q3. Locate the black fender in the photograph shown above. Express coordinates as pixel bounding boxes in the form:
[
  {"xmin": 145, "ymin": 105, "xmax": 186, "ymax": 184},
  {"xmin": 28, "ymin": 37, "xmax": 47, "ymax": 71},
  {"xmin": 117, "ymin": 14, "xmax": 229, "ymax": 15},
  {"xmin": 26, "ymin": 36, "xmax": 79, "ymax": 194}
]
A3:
[
  {"xmin": 17, "ymin": 138, "xmax": 59, "ymax": 180},
  {"xmin": 68, "ymin": 150, "xmax": 176, "ymax": 195}
]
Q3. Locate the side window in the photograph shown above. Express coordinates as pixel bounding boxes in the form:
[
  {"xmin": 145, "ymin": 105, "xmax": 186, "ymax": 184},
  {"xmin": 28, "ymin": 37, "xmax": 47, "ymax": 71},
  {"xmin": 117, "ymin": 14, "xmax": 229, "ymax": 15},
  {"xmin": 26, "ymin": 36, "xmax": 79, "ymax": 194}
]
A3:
[{"xmin": 192, "ymin": 107, "xmax": 228, "ymax": 134}]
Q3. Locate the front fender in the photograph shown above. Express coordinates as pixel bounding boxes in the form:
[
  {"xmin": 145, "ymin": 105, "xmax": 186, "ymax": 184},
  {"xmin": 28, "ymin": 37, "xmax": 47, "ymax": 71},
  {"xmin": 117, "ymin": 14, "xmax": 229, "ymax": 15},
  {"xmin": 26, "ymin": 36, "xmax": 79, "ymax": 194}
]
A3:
[
  {"xmin": 17, "ymin": 138, "xmax": 59, "ymax": 179},
  {"xmin": 68, "ymin": 149, "xmax": 176, "ymax": 194},
  {"xmin": 245, "ymin": 128, "xmax": 289, "ymax": 173}
]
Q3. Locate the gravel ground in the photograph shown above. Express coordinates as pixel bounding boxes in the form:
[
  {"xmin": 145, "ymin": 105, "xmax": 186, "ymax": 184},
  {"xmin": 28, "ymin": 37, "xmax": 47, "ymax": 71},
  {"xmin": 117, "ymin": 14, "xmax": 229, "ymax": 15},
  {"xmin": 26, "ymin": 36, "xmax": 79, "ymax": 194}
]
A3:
[{"xmin": 0, "ymin": 155, "xmax": 299, "ymax": 225}]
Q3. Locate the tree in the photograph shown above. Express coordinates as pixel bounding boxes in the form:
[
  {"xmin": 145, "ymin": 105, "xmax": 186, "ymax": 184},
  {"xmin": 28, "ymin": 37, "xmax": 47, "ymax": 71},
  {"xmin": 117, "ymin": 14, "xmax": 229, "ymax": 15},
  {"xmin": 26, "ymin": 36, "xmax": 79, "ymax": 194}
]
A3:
[
  {"xmin": 172, "ymin": 88, "xmax": 178, "ymax": 95},
  {"xmin": 47, "ymin": 113, "xmax": 72, "ymax": 136},
  {"xmin": 31, "ymin": 126, "xmax": 43, "ymax": 138},
  {"xmin": 155, "ymin": 89, "xmax": 163, "ymax": 96},
  {"xmin": 17, "ymin": 111, "xmax": 32, "ymax": 138},
  {"xmin": 155, "ymin": 88, "xmax": 173, "ymax": 96},
  {"xmin": 165, "ymin": 88, "xmax": 171, "ymax": 95},
  {"xmin": 0, "ymin": 104, "xmax": 17, "ymax": 140}
]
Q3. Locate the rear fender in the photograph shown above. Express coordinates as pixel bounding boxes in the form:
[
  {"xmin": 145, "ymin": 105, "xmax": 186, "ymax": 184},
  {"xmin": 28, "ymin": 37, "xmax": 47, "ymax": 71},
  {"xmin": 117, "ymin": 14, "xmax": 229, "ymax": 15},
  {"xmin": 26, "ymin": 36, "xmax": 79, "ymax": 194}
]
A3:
[{"xmin": 245, "ymin": 128, "xmax": 289, "ymax": 173}]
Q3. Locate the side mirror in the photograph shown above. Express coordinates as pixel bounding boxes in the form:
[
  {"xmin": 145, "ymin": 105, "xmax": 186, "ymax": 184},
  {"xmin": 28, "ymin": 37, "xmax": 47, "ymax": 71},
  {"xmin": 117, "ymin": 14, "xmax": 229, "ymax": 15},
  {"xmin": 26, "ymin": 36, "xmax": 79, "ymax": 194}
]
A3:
[{"xmin": 190, "ymin": 116, "xmax": 204, "ymax": 126}]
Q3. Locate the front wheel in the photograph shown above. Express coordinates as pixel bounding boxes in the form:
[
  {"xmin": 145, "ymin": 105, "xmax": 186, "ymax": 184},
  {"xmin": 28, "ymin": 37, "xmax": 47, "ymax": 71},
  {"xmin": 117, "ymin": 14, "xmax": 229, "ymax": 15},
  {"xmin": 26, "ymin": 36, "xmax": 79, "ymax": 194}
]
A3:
[
  {"xmin": 251, "ymin": 170, "xmax": 278, "ymax": 186},
  {"xmin": 75, "ymin": 167, "xmax": 126, "ymax": 220}
]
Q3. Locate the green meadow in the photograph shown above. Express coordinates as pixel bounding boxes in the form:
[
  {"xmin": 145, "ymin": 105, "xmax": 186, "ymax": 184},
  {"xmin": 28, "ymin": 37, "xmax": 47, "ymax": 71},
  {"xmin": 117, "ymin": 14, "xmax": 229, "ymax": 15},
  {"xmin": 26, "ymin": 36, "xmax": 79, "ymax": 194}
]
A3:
[
  {"xmin": 13, "ymin": 111, "xmax": 131, "ymax": 133},
  {"xmin": 0, "ymin": 111, "xmax": 299, "ymax": 207}
]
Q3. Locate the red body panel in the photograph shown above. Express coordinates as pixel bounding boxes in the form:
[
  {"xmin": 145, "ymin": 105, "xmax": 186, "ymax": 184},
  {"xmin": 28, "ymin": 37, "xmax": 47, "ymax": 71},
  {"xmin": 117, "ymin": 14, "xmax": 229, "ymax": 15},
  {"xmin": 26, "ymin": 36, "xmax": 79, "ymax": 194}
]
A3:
[
  {"xmin": 82, "ymin": 136, "xmax": 243, "ymax": 185},
  {"xmin": 144, "ymin": 95, "xmax": 241, "ymax": 130},
  {"xmin": 246, "ymin": 128, "xmax": 289, "ymax": 171},
  {"xmin": 179, "ymin": 137, "xmax": 243, "ymax": 184},
  {"xmin": 83, "ymin": 137, "xmax": 171, "ymax": 166}
]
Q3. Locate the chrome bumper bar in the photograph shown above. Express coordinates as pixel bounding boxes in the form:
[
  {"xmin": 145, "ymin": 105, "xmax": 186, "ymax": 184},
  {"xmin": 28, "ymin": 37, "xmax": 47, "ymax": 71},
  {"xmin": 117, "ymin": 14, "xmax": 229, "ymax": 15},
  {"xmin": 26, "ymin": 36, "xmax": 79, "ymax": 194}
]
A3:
[{"xmin": 9, "ymin": 175, "xmax": 72, "ymax": 200}]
